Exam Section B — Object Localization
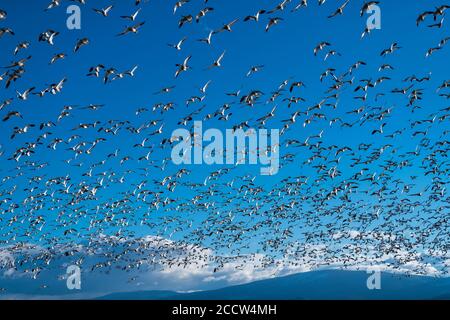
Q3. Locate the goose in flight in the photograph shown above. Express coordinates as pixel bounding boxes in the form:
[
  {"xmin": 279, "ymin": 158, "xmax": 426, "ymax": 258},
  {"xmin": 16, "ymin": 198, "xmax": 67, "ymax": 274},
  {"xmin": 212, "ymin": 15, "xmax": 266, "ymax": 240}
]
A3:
[
  {"xmin": 379, "ymin": 64, "xmax": 394, "ymax": 71},
  {"xmin": 93, "ymin": 5, "xmax": 114, "ymax": 17},
  {"xmin": 324, "ymin": 50, "xmax": 341, "ymax": 61},
  {"xmin": 175, "ymin": 55, "xmax": 192, "ymax": 78},
  {"xmin": 328, "ymin": 0, "xmax": 350, "ymax": 19},
  {"xmin": 0, "ymin": 9, "xmax": 6, "ymax": 20},
  {"xmin": 50, "ymin": 53, "xmax": 66, "ymax": 64},
  {"xmin": 426, "ymin": 46, "xmax": 442, "ymax": 57},
  {"xmin": 45, "ymin": 0, "xmax": 60, "ymax": 11},
  {"xmin": 11, "ymin": 124, "xmax": 35, "ymax": 139},
  {"xmin": 0, "ymin": 27, "xmax": 13, "ymax": 38},
  {"xmin": 360, "ymin": 1, "xmax": 379, "ymax": 16},
  {"xmin": 200, "ymin": 80, "xmax": 212, "ymax": 94},
  {"xmin": 214, "ymin": 19, "xmax": 239, "ymax": 34},
  {"xmin": 198, "ymin": 30, "xmax": 214, "ymax": 45},
  {"xmin": 121, "ymin": 8, "xmax": 141, "ymax": 21},
  {"xmin": 416, "ymin": 11, "xmax": 435, "ymax": 26},
  {"xmin": 168, "ymin": 37, "xmax": 187, "ymax": 51},
  {"xmin": 17, "ymin": 87, "xmax": 35, "ymax": 100},
  {"xmin": 268, "ymin": 0, "xmax": 292, "ymax": 14},
  {"xmin": 4, "ymin": 69, "xmax": 25, "ymax": 88},
  {"xmin": 3, "ymin": 55, "xmax": 32, "ymax": 68},
  {"xmin": 103, "ymin": 68, "xmax": 117, "ymax": 84},
  {"xmin": 135, "ymin": 0, "xmax": 148, "ymax": 5},
  {"xmin": 292, "ymin": 0, "xmax": 308, "ymax": 12},
  {"xmin": 439, "ymin": 37, "xmax": 450, "ymax": 47},
  {"xmin": 247, "ymin": 65, "xmax": 264, "ymax": 77},
  {"xmin": 266, "ymin": 18, "xmax": 283, "ymax": 32},
  {"xmin": 82, "ymin": 104, "xmax": 105, "ymax": 111},
  {"xmin": 74, "ymin": 38, "xmax": 89, "ymax": 52},
  {"xmin": 314, "ymin": 42, "xmax": 332, "ymax": 55},
  {"xmin": 428, "ymin": 17, "xmax": 445, "ymax": 28},
  {"xmin": 112, "ymin": 71, "xmax": 126, "ymax": 81},
  {"xmin": 208, "ymin": 51, "xmax": 226, "ymax": 69},
  {"xmin": 179, "ymin": 15, "xmax": 193, "ymax": 28},
  {"xmin": 174, "ymin": 1, "xmax": 190, "ymax": 15},
  {"xmin": 371, "ymin": 123, "xmax": 387, "ymax": 135},
  {"xmin": 380, "ymin": 42, "xmax": 401, "ymax": 57},
  {"xmin": 87, "ymin": 64, "xmax": 105, "ymax": 77},
  {"xmin": 48, "ymin": 77, "xmax": 67, "ymax": 95},
  {"xmin": 150, "ymin": 124, "xmax": 164, "ymax": 136},
  {"xmin": 361, "ymin": 26, "xmax": 373, "ymax": 39},
  {"xmin": 38, "ymin": 30, "xmax": 59, "ymax": 45},
  {"xmin": 0, "ymin": 98, "xmax": 12, "ymax": 111},
  {"xmin": 3, "ymin": 111, "xmax": 22, "ymax": 122},
  {"xmin": 35, "ymin": 88, "xmax": 51, "ymax": 98},
  {"xmin": 226, "ymin": 89, "xmax": 241, "ymax": 97},
  {"xmin": 433, "ymin": 5, "xmax": 450, "ymax": 18},
  {"xmin": 117, "ymin": 22, "xmax": 145, "ymax": 36},
  {"xmin": 14, "ymin": 42, "xmax": 30, "ymax": 56},
  {"xmin": 196, "ymin": 7, "xmax": 214, "ymax": 23},
  {"xmin": 290, "ymin": 81, "xmax": 306, "ymax": 92},
  {"xmin": 124, "ymin": 65, "xmax": 139, "ymax": 77},
  {"xmin": 244, "ymin": 10, "xmax": 266, "ymax": 22},
  {"xmin": 154, "ymin": 86, "xmax": 176, "ymax": 94}
]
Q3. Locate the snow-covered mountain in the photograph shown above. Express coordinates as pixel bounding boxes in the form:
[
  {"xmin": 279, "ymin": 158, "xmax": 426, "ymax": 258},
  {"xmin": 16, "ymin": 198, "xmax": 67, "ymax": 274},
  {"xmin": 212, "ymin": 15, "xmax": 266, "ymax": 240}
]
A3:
[{"xmin": 97, "ymin": 270, "xmax": 450, "ymax": 300}]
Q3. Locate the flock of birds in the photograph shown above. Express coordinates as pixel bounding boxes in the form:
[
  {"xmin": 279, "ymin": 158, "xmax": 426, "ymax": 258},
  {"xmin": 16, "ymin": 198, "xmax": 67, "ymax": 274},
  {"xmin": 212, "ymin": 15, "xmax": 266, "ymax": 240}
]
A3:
[{"xmin": 0, "ymin": 0, "xmax": 450, "ymax": 293}]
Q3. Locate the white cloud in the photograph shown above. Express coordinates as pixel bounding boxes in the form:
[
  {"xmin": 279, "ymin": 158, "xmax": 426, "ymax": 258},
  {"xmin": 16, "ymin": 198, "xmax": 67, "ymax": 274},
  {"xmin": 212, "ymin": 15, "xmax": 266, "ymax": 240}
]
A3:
[{"xmin": 0, "ymin": 232, "xmax": 449, "ymax": 299}]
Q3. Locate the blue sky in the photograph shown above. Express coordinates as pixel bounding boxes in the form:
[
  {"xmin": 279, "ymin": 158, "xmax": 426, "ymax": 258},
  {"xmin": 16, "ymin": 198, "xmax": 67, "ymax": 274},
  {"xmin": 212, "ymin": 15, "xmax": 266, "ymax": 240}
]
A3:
[{"xmin": 0, "ymin": 0, "xmax": 449, "ymax": 298}]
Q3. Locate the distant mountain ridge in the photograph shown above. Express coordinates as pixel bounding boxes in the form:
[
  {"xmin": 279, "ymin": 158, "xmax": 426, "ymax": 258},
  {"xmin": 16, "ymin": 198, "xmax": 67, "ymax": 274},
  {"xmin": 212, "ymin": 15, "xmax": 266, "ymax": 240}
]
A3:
[{"xmin": 97, "ymin": 270, "xmax": 450, "ymax": 300}]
